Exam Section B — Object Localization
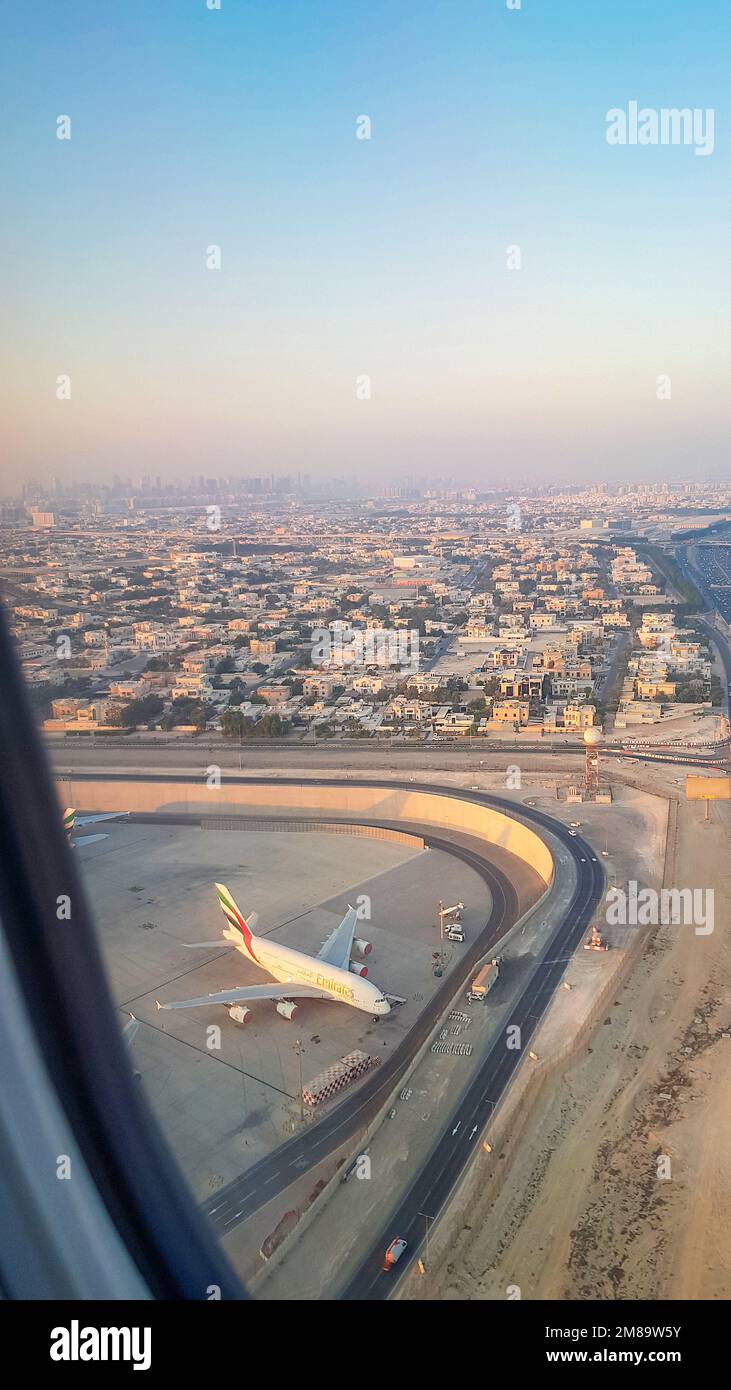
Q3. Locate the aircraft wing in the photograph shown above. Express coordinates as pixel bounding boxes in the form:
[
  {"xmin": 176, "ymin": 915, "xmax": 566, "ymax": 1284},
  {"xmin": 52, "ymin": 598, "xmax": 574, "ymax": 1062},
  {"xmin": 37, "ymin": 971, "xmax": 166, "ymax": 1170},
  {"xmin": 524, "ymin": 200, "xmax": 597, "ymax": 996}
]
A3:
[
  {"xmin": 76, "ymin": 813, "xmax": 130, "ymax": 827},
  {"xmin": 317, "ymin": 905, "xmax": 359, "ymax": 970},
  {"xmin": 156, "ymin": 983, "xmax": 332, "ymax": 1012},
  {"xmin": 74, "ymin": 833, "xmax": 110, "ymax": 847}
]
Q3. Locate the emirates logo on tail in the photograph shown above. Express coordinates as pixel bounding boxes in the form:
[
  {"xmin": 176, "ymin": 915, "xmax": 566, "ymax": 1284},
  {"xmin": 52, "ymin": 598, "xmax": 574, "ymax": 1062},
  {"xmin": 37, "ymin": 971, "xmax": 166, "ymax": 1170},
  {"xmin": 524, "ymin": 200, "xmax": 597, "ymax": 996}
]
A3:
[{"xmin": 215, "ymin": 883, "xmax": 260, "ymax": 964}]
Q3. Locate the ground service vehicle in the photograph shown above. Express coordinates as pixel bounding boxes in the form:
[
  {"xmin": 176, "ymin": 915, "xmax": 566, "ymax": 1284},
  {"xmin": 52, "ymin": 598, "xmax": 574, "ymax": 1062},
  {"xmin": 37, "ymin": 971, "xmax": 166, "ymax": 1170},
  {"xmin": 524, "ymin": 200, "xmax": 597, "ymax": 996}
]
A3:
[{"xmin": 467, "ymin": 957, "xmax": 501, "ymax": 1002}]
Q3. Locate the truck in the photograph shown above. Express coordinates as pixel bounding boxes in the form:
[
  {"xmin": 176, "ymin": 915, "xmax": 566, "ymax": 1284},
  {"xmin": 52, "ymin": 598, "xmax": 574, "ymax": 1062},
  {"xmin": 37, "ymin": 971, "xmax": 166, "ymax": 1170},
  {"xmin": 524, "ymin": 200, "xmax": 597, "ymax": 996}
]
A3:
[{"xmin": 467, "ymin": 957, "xmax": 501, "ymax": 1003}]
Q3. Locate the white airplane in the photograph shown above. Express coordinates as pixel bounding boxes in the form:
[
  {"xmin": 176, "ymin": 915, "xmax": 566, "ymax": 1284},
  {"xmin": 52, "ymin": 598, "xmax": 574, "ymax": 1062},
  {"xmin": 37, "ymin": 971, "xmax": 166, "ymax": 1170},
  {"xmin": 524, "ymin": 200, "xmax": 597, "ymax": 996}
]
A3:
[
  {"xmin": 156, "ymin": 882, "xmax": 397, "ymax": 1023},
  {"xmin": 63, "ymin": 807, "xmax": 129, "ymax": 848}
]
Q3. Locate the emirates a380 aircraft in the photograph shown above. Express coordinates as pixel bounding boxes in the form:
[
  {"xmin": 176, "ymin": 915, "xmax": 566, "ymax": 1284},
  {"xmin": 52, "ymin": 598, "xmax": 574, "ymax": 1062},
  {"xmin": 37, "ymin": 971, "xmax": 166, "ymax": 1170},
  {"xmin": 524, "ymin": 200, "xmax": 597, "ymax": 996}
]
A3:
[
  {"xmin": 63, "ymin": 807, "xmax": 129, "ymax": 847},
  {"xmin": 156, "ymin": 883, "xmax": 401, "ymax": 1024}
]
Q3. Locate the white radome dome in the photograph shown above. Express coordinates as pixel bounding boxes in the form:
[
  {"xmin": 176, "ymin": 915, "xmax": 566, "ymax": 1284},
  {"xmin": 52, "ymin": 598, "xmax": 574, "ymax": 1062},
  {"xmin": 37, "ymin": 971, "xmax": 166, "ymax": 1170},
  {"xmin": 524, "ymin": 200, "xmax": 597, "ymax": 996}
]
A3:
[{"xmin": 583, "ymin": 727, "xmax": 603, "ymax": 746}]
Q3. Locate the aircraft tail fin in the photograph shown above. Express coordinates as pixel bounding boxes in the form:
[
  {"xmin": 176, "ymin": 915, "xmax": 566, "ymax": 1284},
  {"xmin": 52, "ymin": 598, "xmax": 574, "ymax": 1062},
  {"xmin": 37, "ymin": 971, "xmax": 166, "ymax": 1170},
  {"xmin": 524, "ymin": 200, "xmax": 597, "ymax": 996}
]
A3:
[
  {"xmin": 63, "ymin": 808, "xmax": 76, "ymax": 838},
  {"xmin": 215, "ymin": 883, "xmax": 259, "ymax": 961}
]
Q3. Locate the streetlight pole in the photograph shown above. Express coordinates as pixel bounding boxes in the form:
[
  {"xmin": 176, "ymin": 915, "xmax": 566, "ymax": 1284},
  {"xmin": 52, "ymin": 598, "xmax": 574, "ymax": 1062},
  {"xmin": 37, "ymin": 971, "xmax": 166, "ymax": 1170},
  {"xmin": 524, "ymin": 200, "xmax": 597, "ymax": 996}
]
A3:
[
  {"xmin": 295, "ymin": 1038, "xmax": 304, "ymax": 1123},
  {"xmin": 418, "ymin": 1211, "xmax": 434, "ymax": 1271}
]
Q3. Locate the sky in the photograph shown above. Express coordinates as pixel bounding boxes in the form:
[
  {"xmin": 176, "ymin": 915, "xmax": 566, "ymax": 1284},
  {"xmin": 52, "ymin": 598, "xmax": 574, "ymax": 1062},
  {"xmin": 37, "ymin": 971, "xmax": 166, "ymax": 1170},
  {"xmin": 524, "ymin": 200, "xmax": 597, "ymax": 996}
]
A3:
[{"xmin": 3, "ymin": 1, "xmax": 730, "ymax": 489}]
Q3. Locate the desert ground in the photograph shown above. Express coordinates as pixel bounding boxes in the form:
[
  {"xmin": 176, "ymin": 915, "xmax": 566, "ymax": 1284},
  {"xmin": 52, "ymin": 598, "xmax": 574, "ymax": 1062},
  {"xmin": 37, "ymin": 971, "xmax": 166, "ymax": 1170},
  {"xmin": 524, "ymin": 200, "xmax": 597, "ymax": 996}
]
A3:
[{"xmin": 405, "ymin": 792, "xmax": 731, "ymax": 1301}]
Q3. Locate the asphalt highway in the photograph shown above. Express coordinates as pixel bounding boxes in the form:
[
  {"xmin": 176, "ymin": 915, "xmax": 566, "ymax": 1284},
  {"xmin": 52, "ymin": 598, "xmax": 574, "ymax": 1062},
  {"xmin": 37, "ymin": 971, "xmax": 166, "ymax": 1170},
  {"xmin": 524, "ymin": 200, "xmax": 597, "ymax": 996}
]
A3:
[{"xmin": 341, "ymin": 814, "xmax": 603, "ymax": 1299}]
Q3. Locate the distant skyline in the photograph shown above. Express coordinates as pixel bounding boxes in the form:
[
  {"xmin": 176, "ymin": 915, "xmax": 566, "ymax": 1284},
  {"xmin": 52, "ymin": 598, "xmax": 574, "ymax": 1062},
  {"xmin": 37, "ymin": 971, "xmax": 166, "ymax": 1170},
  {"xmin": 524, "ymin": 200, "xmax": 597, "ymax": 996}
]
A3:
[{"xmin": 4, "ymin": 1, "xmax": 730, "ymax": 486}]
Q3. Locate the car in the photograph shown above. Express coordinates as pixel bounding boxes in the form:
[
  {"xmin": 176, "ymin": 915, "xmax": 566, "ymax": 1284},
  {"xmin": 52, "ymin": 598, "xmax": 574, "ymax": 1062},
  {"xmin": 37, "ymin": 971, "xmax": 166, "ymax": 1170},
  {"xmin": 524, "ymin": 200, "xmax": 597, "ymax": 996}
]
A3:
[
  {"xmin": 569, "ymin": 820, "xmax": 582, "ymax": 828},
  {"xmin": 526, "ymin": 798, "xmax": 537, "ymax": 806},
  {"xmin": 568, "ymin": 829, "xmax": 578, "ymax": 836},
  {"xmin": 383, "ymin": 1237, "xmax": 408, "ymax": 1270}
]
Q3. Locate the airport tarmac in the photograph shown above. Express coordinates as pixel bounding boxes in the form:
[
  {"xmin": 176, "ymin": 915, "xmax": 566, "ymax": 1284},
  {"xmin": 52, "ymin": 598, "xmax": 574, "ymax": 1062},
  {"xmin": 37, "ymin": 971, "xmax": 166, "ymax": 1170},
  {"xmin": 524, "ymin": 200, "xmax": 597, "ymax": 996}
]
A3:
[{"xmin": 74, "ymin": 821, "xmax": 490, "ymax": 1198}]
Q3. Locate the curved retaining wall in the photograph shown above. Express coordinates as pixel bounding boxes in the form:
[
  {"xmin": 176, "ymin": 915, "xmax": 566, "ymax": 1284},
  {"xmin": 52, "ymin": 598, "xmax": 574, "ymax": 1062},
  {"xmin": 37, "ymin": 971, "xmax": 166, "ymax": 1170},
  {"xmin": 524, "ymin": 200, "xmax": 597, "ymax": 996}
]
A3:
[
  {"xmin": 55, "ymin": 777, "xmax": 555, "ymax": 887},
  {"xmin": 200, "ymin": 817, "xmax": 425, "ymax": 850}
]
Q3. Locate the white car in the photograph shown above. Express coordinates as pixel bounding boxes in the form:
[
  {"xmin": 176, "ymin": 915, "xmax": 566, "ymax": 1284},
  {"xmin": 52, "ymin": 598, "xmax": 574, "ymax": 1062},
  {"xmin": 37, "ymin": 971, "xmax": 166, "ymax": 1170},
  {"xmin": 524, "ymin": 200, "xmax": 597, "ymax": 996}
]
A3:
[
  {"xmin": 568, "ymin": 829, "xmax": 578, "ymax": 837},
  {"xmin": 383, "ymin": 1237, "xmax": 408, "ymax": 1270}
]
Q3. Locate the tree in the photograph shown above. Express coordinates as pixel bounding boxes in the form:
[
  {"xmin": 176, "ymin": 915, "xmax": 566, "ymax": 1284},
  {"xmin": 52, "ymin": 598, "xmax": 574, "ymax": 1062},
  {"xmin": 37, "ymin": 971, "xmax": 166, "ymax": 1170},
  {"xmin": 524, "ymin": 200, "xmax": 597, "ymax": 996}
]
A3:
[
  {"xmin": 221, "ymin": 709, "xmax": 288, "ymax": 738},
  {"xmin": 109, "ymin": 695, "xmax": 164, "ymax": 727},
  {"xmin": 191, "ymin": 702, "xmax": 208, "ymax": 731},
  {"xmin": 30, "ymin": 677, "xmax": 92, "ymax": 718},
  {"xmin": 221, "ymin": 709, "xmax": 253, "ymax": 738},
  {"xmin": 164, "ymin": 697, "xmax": 207, "ymax": 730},
  {"xmin": 479, "ymin": 675, "xmax": 501, "ymax": 699},
  {"xmin": 257, "ymin": 713, "xmax": 288, "ymax": 737}
]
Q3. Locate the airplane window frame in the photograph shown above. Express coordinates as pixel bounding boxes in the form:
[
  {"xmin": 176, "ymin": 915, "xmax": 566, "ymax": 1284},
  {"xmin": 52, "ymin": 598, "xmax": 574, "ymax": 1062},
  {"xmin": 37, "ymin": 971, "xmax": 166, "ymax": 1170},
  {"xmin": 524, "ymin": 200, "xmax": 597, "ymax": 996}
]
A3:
[{"xmin": 0, "ymin": 599, "xmax": 245, "ymax": 1300}]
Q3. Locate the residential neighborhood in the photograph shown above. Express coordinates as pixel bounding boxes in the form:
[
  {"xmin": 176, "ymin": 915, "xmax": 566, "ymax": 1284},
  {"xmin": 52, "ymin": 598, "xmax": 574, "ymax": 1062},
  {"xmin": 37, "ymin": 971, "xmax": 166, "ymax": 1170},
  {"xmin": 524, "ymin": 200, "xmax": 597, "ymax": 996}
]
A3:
[{"xmin": 2, "ymin": 480, "xmax": 724, "ymax": 745}]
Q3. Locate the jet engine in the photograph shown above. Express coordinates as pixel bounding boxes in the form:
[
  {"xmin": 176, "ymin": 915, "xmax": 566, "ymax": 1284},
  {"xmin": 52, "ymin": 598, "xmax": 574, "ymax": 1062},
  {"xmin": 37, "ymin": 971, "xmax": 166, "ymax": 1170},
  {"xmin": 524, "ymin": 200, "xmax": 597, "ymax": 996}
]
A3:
[
  {"xmin": 349, "ymin": 961, "xmax": 368, "ymax": 978},
  {"xmin": 228, "ymin": 1004, "xmax": 252, "ymax": 1026},
  {"xmin": 353, "ymin": 938, "xmax": 373, "ymax": 957},
  {"xmin": 276, "ymin": 1000, "xmax": 299, "ymax": 1020}
]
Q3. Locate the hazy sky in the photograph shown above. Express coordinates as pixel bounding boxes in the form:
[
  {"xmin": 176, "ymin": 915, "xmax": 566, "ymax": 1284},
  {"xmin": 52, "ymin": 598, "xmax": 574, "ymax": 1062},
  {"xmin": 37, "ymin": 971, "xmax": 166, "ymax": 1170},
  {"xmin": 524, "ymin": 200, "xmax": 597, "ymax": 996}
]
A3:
[{"xmin": 3, "ymin": 1, "xmax": 730, "ymax": 488}]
